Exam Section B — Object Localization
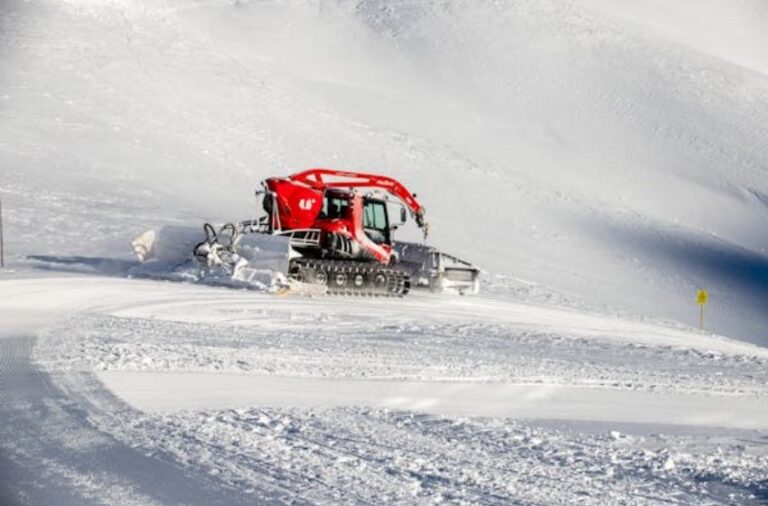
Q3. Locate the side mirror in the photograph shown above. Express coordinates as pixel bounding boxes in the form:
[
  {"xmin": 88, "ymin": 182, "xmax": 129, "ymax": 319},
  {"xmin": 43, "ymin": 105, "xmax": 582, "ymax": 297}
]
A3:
[{"xmin": 387, "ymin": 202, "xmax": 407, "ymax": 227}]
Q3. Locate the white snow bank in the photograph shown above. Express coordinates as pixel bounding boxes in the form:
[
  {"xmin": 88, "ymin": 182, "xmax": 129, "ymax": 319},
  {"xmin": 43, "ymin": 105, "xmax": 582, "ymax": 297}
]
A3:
[{"xmin": 98, "ymin": 371, "xmax": 768, "ymax": 430}]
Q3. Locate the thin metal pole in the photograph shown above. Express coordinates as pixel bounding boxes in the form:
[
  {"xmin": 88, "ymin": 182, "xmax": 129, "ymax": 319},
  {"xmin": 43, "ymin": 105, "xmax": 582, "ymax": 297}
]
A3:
[
  {"xmin": 0, "ymin": 197, "xmax": 4, "ymax": 268},
  {"xmin": 699, "ymin": 304, "xmax": 704, "ymax": 331}
]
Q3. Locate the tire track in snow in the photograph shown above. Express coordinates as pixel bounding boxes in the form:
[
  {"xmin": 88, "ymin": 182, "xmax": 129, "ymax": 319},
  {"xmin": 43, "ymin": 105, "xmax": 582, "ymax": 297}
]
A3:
[
  {"xmin": 114, "ymin": 406, "xmax": 768, "ymax": 505},
  {"xmin": 0, "ymin": 336, "xmax": 271, "ymax": 506}
]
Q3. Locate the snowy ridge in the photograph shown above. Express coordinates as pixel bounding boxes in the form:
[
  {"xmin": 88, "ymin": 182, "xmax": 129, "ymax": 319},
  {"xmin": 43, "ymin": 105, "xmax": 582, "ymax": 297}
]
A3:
[{"xmin": 38, "ymin": 311, "xmax": 768, "ymax": 397}]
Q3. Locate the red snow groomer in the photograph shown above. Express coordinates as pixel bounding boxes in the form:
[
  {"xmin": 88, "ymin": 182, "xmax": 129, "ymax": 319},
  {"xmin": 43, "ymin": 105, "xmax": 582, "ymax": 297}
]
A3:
[
  {"xmin": 263, "ymin": 169, "xmax": 427, "ymax": 264},
  {"xmin": 135, "ymin": 169, "xmax": 480, "ymax": 296}
]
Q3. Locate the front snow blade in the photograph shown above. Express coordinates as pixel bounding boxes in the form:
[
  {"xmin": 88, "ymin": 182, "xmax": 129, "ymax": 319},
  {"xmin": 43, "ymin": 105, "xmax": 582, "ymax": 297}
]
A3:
[{"xmin": 131, "ymin": 225, "xmax": 296, "ymax": 292}]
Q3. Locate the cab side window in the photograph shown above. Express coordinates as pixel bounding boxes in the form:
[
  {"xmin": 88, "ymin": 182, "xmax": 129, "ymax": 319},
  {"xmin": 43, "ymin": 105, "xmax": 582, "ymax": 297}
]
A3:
[{"xmin": 321, "ymin": 196, "xmax": 349, "ymax": 219}]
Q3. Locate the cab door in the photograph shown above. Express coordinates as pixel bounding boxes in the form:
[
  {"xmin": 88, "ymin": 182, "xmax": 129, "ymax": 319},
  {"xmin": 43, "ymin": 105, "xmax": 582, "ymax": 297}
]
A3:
[{"xmin": 362, "ymin": 198, "xmax": 391, "ymax": 245}]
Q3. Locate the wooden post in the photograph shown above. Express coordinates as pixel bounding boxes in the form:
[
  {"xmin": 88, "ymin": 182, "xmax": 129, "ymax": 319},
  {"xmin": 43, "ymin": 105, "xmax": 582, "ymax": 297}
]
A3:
[{"xmin": 0, "ymin": 197, "xmax": 4, "ymax": 268}]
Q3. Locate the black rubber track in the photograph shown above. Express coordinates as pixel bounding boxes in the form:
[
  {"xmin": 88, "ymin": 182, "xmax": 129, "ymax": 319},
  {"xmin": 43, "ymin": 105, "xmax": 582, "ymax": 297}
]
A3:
[{"xmin": 289, "ymin": 259, "xmax": 410, "ymax": 297}]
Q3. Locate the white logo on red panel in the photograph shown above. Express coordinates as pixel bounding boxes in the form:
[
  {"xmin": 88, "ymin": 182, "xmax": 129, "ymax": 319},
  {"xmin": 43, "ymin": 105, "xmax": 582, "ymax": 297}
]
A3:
[{"xmin": 298, "ymin": 198, "xmax": 316, "ymax": 210}]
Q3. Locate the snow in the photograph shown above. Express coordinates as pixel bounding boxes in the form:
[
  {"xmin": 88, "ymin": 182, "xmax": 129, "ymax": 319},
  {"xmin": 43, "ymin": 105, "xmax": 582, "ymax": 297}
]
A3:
[
  {"xmin": 2, "ymin": 0, "xmax": 768, "ymax": 503},
  {"xmin": 98, "ymin": 371, "xmax": 768, "ymax": 429},
  {"xmin": 2, "ymin": 0, "xmax": 767, "ymax": 343},
  {"xmin": 3, "ymin": 275, "xmax": 768, "ymax": 503}
]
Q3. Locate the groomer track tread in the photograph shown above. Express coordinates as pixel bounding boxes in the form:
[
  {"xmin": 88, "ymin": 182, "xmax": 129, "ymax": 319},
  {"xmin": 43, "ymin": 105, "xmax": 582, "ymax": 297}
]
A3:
[{"xmin": 289, "ymin": 258, "xmax": 410, "ymax": 297}]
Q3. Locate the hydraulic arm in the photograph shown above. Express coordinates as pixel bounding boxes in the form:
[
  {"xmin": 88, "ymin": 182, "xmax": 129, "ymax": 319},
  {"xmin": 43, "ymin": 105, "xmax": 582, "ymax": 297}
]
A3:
[{"xmin": 287, "ymin": 168, "xmax": 428, "ymax": 233}]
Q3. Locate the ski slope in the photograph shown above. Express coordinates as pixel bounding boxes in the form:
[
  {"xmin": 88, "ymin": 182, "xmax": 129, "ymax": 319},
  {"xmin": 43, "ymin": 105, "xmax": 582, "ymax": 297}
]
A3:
[
  {"xmin": 1, "ymin": 0, "xmax": 768, "ymax": 504},
  {"xmin": 2, "ymin": 274, "xmax": 768, "ymax": 504}
]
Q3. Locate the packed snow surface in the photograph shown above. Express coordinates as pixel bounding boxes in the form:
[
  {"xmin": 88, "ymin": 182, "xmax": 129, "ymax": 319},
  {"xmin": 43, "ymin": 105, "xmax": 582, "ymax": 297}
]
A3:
[
  {"xmin": 2, "ymin": 0, "xmax": 768, "ymax": 504},
  {"xmin": 2, "ymin": 275, "xmax": 768, "ymax": 504}
]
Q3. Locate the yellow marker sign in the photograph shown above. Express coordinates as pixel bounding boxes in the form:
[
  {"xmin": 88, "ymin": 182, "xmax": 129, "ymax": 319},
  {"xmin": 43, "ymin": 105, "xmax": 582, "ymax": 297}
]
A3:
[{"xmin": 696, "ymin": 289, "xmax": 708, "ymax": 331}]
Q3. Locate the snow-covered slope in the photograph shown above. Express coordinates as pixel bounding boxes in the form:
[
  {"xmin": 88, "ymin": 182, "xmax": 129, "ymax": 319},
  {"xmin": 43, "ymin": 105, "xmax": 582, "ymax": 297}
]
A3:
[
  {"xmin": 2, "ymin": 274, "xmax": 767, "ymax": 504},
  {"xmin": 2, "ymin": 1, "xmax": 768, "ymax": 504},
  {"xmin": 1, "ymin": 0, "xmax": 767, "ymax": 343}
]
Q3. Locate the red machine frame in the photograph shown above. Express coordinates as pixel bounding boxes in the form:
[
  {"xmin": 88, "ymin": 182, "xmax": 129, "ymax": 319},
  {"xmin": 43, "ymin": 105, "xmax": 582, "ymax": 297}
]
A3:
[{"xmin": 262, "ymin": 168, "xmax": 427, "ymax": 264}]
